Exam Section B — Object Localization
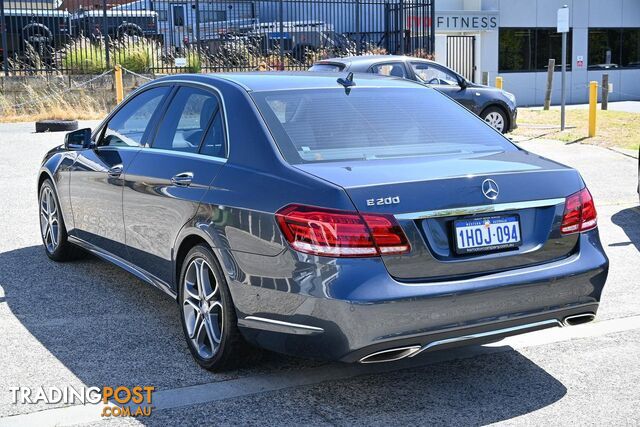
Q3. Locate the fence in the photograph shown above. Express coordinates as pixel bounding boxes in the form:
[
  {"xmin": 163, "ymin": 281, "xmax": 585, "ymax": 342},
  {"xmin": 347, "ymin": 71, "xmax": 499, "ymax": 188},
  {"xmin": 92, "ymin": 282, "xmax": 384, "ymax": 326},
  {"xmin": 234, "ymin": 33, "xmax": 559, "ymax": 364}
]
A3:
[{"xmin": 0, "ymin": 0, "xmax": 434, "ymax": 75}]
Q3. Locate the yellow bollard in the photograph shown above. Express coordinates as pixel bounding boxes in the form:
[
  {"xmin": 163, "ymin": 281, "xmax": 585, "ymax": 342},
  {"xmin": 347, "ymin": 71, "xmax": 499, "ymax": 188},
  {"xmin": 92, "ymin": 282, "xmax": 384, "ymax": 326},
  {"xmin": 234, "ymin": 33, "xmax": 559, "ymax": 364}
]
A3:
[
  {"xmin": 114, "ymin": 64, "xmax": 124, "ymax": 104},
  {"xmin": 495, "ymin": 76, "xmax": 503, "ymax": 90},
  {"xmin": 588, "ymin": 80, "xmax": 597, "ymax": 137}
]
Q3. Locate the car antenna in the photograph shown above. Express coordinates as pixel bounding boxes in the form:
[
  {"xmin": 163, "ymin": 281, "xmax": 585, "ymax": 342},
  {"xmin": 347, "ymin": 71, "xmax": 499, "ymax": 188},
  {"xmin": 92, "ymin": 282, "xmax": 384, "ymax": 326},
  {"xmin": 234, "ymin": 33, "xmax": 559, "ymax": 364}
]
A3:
[{"xmin": 337, "ymin": 72, "xmax": 355, "ymax": 94}]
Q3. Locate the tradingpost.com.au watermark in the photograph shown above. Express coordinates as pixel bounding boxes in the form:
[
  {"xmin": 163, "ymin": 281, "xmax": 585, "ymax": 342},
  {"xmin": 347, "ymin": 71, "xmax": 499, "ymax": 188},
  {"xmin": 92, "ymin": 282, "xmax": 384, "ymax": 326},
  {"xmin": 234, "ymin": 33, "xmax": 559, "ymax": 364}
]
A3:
[{"xmin": 9, "ymin": 386, "xmax": 156, "ymax": 418}]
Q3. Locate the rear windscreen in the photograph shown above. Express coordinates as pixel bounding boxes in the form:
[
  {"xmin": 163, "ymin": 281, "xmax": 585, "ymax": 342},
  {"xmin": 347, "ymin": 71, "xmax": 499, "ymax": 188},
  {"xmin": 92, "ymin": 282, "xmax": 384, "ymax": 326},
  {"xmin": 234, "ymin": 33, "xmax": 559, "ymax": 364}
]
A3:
[
  {"xmin": 252, "ymin": 87, "xmax": 516, "ymax": 164},
  {"xmin": 308, "ymin": 63, "xmax": 346, "ymax": 72}
]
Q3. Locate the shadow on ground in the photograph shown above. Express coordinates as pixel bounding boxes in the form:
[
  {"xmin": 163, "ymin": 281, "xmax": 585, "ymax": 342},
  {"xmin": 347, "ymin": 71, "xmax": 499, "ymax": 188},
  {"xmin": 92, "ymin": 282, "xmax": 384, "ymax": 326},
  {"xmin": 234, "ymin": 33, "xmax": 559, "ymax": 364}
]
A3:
[
  {"xmin": 611, "ymin": 206, "xmax": 640, "ymax": 252},
  {"xmin": 0, "ymin": 245, "xmax": 567, "ymax": 424}
]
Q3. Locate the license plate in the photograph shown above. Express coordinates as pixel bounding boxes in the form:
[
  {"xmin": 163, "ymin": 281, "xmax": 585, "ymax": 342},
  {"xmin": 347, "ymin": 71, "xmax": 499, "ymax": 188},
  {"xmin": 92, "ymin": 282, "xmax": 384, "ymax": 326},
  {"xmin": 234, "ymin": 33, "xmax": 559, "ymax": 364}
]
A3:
[{"xmin": 454, "ymin": 215, "xmax": 522, "ymax": 254}]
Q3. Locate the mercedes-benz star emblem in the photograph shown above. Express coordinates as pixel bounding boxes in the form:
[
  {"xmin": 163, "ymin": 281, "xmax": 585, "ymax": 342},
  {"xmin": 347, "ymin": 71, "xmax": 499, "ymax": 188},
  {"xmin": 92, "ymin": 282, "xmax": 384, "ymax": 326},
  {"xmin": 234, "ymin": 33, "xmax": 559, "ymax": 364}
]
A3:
[{"xmin": 482, "ymin": 179, "xmax": 499, "ymax": 200}]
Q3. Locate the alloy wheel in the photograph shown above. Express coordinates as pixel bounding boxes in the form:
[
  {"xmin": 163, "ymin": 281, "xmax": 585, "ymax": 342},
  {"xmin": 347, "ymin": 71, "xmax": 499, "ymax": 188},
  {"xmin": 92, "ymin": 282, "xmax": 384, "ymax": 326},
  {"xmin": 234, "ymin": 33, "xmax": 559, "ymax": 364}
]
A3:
[
  {"xmin": 484, "ymin": 111, "xmax": 505, "ymax": 132},
  {"xmin": 182, "ymin": 257, "xmax": 224, "ymax": 360},
  {"xmin": 40, "ymin": 186, "xmax": 60, "ymax": 253}
]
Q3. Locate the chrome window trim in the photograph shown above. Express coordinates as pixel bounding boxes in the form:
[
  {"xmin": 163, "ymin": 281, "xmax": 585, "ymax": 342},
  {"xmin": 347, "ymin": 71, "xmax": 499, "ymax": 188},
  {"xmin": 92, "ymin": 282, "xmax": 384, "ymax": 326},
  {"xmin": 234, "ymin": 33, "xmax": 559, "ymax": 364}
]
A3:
[
  {"xmin": 100, "ymin": 79, "xmax": 232, "ymax": 159},
  {"xmin": 142, "ymin": 147, "xmax": 227, "ymax": 164},
  {"xmin": 394, "ymin": 197, "xmax": 566, "ymax": 221},
  {"xmin": 144, "ymin": 79, "xmax": 231, "ymax": 159}
]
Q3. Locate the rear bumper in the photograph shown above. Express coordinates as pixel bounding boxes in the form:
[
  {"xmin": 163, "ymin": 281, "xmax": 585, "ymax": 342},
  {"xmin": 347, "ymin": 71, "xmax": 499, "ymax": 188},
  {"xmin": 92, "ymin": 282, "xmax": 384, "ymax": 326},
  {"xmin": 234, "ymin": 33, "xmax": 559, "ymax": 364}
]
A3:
[{"xmin": 233, "ymin": 231, "xmax": 608, "ymax": 362}]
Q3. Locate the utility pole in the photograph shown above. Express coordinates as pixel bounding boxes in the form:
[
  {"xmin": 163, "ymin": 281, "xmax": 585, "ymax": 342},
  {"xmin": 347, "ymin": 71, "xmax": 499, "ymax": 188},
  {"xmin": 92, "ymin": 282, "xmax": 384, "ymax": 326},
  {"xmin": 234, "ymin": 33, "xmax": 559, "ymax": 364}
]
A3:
[{"xmin": 557, "ymin": 5, "xmax": 569, "ymax": 130}]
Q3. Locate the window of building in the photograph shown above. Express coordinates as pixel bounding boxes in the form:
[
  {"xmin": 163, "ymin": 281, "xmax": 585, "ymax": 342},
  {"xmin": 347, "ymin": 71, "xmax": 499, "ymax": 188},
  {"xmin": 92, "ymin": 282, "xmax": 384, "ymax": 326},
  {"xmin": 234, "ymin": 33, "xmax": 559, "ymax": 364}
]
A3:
[
  {"xmin": 588, "ymin": 28, "xmax": 622, "ymax": 69},
  {"xmin": 499, "ymin": 28, "xmax": 572, "ymax": 72},
  {"xmin": 622, "ymin": 29, "xmax": 640, "ymax": 68},
  {"xmin": 589, "ymin": 28, "xmax": 640, "ymax": 69}
]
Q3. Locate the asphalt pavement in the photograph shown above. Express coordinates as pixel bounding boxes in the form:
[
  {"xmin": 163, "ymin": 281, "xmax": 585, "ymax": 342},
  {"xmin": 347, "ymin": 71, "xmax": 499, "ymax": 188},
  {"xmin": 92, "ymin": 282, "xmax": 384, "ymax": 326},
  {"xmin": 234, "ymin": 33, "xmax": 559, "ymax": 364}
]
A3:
[{"xmin": 0, "ymin": 121, "xmax": 638, "ymax": 426}]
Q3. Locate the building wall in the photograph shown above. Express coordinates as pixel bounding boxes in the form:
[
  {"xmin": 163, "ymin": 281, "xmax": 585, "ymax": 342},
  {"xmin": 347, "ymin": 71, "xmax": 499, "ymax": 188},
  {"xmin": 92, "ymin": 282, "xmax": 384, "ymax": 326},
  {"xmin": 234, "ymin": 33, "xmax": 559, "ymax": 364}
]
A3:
[{"xmin": 489, "ymin": 0, "xmax": 640, "ymax": 106}]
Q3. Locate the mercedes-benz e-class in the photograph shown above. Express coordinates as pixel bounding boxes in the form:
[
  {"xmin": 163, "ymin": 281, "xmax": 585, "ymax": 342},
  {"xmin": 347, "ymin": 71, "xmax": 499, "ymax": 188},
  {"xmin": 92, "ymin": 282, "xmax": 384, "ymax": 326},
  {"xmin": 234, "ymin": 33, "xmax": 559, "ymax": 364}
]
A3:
[{"xmin": 38, "ymin": 73, "xmax": 608, "ymax": 370}]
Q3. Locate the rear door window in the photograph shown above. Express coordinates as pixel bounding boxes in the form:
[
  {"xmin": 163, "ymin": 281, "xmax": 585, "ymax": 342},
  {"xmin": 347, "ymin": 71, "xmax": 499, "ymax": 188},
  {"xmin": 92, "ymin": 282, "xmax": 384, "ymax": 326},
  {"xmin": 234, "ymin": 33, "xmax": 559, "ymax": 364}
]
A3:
[{"xmin": 151, "ymin": 86, "xmax": 221, "ymax": 154}]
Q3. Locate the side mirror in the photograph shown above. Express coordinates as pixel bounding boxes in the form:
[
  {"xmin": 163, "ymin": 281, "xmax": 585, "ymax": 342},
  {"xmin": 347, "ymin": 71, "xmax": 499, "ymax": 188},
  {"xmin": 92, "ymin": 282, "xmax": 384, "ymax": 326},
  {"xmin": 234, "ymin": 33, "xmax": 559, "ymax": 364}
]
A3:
[
  {"xmin": 64, "ymin": 128, "xmax": 92, "ymax": 150},
  {"xmin": 458, "ymin": 77, "xmax": 468, "ymax": 89}
]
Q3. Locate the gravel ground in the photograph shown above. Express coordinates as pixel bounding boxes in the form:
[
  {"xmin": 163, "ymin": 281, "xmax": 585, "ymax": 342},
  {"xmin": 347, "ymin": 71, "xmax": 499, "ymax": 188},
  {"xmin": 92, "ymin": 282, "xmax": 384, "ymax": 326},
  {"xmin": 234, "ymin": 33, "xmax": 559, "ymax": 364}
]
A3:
[{"xmin": 0, "ymin": 121, "xmax": 638, "ymax": 426}]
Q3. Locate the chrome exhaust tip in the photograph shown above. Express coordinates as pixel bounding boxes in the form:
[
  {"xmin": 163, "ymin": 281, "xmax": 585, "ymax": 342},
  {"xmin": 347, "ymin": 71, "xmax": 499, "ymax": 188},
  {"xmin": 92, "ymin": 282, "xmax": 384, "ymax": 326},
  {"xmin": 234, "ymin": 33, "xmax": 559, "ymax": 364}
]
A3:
[
  {"xmin": 563, "ymin": 313, "xmax": 596, "ymax": 327},
  {"xmin": 358, "ymin": 346, "xmax": 421, "ymax": 364}
]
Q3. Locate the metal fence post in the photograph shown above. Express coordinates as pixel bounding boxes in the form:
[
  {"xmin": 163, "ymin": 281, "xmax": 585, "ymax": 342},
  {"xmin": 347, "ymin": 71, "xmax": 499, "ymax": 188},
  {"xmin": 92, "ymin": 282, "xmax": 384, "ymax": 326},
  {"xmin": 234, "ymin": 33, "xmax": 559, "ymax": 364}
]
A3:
[
  {"xmin": 279, "ymin": 0, "xmax": 284, "ymax": 70},
  {"xmin": 355, "ymin": 0, "xmax": 361, "ymax": 55},
  {"xmin": 194, "ymin": 0, "xmax": 201, "ymax": 51},
  {"xmin": 102, "ymin": 0, "xmax": 110, "ymax": 69},
  {"xmin": 429, "ymin": 0, "xmax": 435, "ymax": 56},
  {"xmin": 399, "ymin": 0, "xmax": 404, "ymax": 55},
  {"xmin": 0, "ymin": 0, "xmax": 9, "ymax": 76}
]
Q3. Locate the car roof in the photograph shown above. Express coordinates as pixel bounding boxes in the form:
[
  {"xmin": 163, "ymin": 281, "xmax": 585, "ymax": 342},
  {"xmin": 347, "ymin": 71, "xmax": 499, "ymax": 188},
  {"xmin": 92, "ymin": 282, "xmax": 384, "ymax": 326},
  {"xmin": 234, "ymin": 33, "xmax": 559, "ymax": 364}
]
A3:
[
  {"xmin": 156, "ymin": 71, "xmax": 428, "ymax": 92},
  {"xmin": 316, "ymin": 55, "xmax": 435, "ymax": 66}
]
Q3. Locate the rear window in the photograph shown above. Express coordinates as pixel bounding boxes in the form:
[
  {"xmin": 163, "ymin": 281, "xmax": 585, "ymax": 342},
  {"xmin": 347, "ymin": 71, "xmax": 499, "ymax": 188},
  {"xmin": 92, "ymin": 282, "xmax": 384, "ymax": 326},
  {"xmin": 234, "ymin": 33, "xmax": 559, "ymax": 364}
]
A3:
[
  {"xmin": 308, "ymin": 63, "xmax": 346, "ymax": 72},
  {"xmin": 252, "ymin": 87, "xmax": 516, "ymax": 164}
]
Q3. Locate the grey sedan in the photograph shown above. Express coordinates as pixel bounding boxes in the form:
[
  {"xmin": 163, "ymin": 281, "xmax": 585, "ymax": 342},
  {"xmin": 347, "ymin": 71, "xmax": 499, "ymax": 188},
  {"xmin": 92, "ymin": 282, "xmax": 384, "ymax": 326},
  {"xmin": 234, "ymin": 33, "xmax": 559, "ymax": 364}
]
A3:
[{"xmin": 310, "ymin": 55, "xmax": 518, "ymax": 133}]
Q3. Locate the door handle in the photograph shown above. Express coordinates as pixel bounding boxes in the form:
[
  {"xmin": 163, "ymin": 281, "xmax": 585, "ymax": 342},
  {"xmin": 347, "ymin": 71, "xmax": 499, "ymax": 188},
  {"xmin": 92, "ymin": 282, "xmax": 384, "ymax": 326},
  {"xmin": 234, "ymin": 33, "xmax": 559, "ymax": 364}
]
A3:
[
  {"xmin": 171, "ymin": 172, "xmax": 194, "ymax": 187},
  {"xmin": 108, "ymin": 165, "xmax": 123, "ymax": 178}
]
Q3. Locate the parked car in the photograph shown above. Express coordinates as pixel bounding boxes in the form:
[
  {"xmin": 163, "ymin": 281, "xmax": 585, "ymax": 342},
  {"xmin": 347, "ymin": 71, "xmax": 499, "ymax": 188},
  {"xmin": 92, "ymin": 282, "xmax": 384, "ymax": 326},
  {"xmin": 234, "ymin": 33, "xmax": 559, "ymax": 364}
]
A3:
[
  {"xmin": 1, "ymin": 9, "xmax": 72, "ymax": 63},
  {"xmin": 38, "ymin": 72, "xmax": 607, "ymax": 371},
  {"xmin": 246, "ymin": 21, "xmax": 352, "ymax": 61},
  {"xmin": 72, "ymin": 9, "xmax": 158, "ymax": 41},
  {"xmin": 310, "ymin": 55, "xmax": 518, "ymax": 133}
]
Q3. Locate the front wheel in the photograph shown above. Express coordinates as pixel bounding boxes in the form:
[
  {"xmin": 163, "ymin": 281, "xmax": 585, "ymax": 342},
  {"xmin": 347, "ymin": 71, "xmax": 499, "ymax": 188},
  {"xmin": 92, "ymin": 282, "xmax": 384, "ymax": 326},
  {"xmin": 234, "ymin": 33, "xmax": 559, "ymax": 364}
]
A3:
[
  {"xmin": 178, "ymin": 244, "xmax": 258, "ymax": 371},
  {"xmin": 481, "ymin": 106, "xmax": 508, "ymax": 133},
  {"xmin": 39, "ymin": 179, "xmax": 84, "ymax": 262}
]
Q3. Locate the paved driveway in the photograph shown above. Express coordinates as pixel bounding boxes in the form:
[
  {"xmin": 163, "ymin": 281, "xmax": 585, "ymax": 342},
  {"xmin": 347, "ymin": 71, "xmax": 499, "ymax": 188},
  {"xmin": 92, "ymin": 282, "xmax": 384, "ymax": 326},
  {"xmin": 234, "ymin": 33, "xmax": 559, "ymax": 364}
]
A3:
[{"xmin": 0, "ymin": 122, "xmax": 638, "ymax": 426}]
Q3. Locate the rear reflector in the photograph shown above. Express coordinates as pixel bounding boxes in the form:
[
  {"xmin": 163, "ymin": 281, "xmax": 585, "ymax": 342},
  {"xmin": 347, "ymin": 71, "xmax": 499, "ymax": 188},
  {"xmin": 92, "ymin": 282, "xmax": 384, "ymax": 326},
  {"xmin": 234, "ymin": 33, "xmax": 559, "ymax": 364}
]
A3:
[
  {"xmin": 560, "ymin": 188, "xmax": 597, "ymax": 234},
  {"xmin": 275, "ymin": 204, "xmax": 410, "ymax": 258}
]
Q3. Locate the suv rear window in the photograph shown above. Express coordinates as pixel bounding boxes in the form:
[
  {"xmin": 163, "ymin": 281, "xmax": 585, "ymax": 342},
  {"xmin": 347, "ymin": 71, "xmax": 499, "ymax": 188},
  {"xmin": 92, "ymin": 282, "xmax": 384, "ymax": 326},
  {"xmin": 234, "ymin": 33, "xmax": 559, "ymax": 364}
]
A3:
[{"xmin": 252, "ymin": 87, "xmax": 515, "ymax": 164}]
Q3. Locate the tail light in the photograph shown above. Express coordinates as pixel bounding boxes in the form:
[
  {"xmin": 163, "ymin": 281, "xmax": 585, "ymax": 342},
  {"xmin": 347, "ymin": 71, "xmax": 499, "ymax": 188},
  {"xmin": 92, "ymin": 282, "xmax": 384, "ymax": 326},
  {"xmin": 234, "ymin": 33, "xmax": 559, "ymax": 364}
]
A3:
[
  {"xmin": 275, "ymin": 204, "xmax": 410, "ymax": 258},
  {"xmin": 560, "ymin": 188, "xmax": 597, "ymax": 234}
]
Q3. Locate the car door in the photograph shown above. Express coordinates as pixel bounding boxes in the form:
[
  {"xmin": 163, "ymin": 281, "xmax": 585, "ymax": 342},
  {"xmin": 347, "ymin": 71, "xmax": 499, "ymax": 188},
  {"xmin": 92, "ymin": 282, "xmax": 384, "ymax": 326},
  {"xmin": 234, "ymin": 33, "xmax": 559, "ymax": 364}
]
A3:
[
  {"xmin": 69, "ymin": 85, "xmax": 171, "ymax": 259},
  {"xmin": 408, "ymin": 61, "xmax": 478, "ymax": 113},
  {"xmin": 123, "ymin": 83, "xmax": 228, "ymax": 285}
]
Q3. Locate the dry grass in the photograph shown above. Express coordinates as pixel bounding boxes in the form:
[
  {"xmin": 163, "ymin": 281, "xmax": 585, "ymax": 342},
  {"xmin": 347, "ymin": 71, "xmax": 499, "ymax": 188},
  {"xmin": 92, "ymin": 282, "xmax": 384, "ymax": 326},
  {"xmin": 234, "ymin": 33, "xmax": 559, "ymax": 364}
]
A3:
[
  {"xmin": 512, "ymin": 108, "xmax": 640, "ymax": 151},
  {"xmin": 0, "ymin": 85, "xmax": 109, "ymax": 122}
]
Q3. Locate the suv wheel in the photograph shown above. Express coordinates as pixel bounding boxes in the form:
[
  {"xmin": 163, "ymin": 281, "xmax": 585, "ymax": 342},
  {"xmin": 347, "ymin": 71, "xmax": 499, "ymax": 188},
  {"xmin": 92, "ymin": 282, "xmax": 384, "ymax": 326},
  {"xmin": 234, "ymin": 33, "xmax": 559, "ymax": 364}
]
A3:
[{"xmin": 178, "ymin": 244, "xmax": 257, "ymax": 371}]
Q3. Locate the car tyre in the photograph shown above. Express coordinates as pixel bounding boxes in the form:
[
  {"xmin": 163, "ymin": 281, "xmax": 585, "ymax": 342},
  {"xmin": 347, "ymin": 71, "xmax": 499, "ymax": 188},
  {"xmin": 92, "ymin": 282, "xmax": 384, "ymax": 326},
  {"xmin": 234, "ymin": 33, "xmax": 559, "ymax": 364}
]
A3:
[
  {"xmin": 481, "ymin": 106, "xmax": 508, "ymax": 133},
  {"xmin": 39, "ymin": 179, "xmax": 85, "ymax": 261},
  {"xmin": 35, "ymin": 120, "xmax": 79, "ymax": 133},
  {"xmin": 178, "ymin": 244, "xmax": 259, "ymax": 371}
]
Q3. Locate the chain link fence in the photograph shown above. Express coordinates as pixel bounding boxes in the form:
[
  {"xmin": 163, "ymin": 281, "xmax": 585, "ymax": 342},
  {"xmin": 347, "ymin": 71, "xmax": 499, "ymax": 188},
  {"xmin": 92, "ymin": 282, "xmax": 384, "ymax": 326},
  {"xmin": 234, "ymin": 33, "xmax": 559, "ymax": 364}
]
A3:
[{"xmin": 0, "ymin": 0, "xmax": 434, "ymax": 75}]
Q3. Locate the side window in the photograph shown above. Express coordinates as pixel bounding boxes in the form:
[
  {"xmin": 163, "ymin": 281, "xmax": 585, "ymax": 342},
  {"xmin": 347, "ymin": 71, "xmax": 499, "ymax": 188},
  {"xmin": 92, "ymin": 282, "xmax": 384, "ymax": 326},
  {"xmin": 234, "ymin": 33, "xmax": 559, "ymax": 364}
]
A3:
[
  {"xmin": 411, "ymin": 62, "xmax": 459, "ymax": 85},
  {"xmin": 152, "ymin": 86, "xmax": 220, "ymax": 153},
  {"xmin": 101, "ymin": 86, "xmax": 169, "ymax": 147},
  {"xmin": 369, "ymin": 63, "xmax": 407, "ymax": 78},
  {"xmin": 200, "ymin": 111, "xmax": 226, "ymax": 158}
]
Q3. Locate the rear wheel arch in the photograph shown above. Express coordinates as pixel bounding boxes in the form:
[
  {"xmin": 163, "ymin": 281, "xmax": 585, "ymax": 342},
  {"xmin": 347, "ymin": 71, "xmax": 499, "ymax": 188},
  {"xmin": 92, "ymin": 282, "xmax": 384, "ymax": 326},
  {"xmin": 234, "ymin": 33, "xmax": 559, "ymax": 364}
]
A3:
[{"xmin": 174, "ymin": 233, "xmax": 210, "ymax": 290}]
